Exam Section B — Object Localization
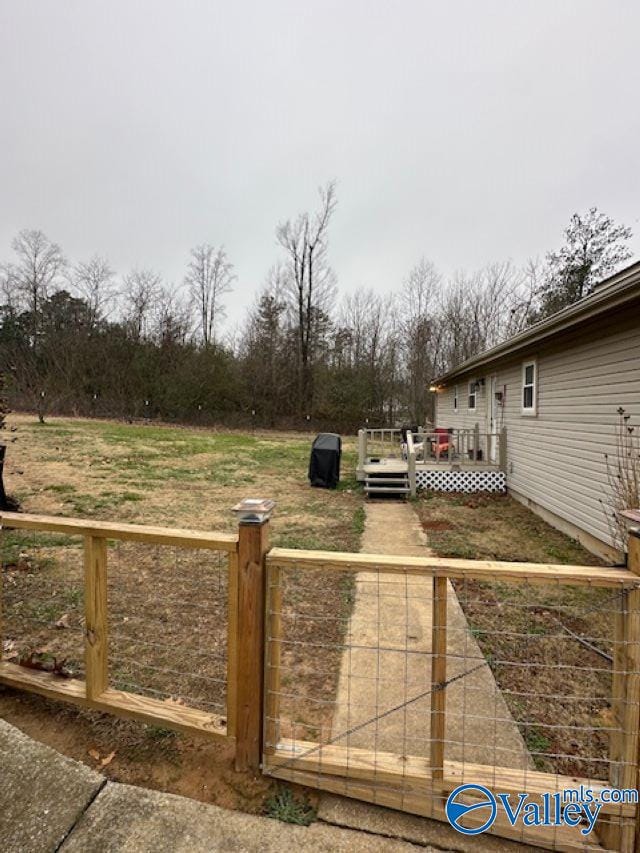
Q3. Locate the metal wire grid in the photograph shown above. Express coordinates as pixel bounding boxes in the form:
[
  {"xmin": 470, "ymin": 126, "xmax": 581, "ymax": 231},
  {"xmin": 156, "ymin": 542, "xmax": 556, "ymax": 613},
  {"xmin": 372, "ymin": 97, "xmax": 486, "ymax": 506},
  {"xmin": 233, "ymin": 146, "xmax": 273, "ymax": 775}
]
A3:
[
  {"xmin": 107, "ymin": 541, "xmax": 229, "ymax": 716},
  {"xmin": 0, "ymin": 530, "xmax": 231, "ymax": 719},
  {"xmin": 264, "ymin": 561, "xmax": 636, "ymax": 849},
  {"xmin": 0, "ymin": 529, "xmax": 86, "ymax": 675}
]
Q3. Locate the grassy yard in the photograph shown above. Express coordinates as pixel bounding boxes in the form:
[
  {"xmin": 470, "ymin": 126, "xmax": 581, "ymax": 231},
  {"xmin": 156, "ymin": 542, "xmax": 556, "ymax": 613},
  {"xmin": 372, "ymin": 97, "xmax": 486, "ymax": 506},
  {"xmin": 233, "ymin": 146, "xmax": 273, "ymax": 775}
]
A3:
[
  {"xmin": 0, "ymin": 413, "xmax": 363, "ymax": 812},
  {"xmin": 3, "ymin": 413, "xmax": 362, "ymax": 550}
]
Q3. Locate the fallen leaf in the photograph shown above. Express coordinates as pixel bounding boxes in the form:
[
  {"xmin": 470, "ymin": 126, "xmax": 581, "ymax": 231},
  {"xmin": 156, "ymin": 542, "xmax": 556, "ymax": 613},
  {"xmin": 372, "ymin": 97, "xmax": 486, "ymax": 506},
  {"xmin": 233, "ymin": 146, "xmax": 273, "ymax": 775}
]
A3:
[
  {"xmin": 55, "ymin": 613, "xmax": 70, "ymax": 629},
  {"xmin": 88, "ymin": 749, "xmax": 100, "ymax": 761},
  {"xmin": 100, "ymin": 751, "xmax": 116, "ymax": 767}
]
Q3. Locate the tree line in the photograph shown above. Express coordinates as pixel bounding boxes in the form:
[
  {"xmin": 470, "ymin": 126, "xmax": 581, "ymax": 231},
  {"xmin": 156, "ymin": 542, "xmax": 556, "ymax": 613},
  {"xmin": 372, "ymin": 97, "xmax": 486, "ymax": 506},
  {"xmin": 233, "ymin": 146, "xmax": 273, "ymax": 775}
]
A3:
[{"xmin": 0, "ymin": 188, "xmax": 632, "ymax": 432}]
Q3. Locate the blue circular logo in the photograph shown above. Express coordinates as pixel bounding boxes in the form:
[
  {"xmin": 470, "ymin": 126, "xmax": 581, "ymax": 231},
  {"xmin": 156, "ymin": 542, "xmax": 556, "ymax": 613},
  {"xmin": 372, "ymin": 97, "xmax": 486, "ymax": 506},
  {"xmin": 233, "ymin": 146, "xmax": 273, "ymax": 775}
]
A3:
[{"xmin": 445, "ymin": 784, "xmax": 497, "ymax": 835}]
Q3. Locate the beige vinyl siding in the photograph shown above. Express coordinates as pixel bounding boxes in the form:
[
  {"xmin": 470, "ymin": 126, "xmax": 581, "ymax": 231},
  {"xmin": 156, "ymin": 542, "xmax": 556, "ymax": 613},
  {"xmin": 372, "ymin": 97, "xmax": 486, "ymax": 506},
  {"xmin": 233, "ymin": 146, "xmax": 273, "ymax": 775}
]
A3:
[
  {"xmin": 437, "ymin": 379, "xmax": 488, "ymax": 431},
  {"xmin": 435, "ymin": 309, "xmax": 640, "ymax": 552}
]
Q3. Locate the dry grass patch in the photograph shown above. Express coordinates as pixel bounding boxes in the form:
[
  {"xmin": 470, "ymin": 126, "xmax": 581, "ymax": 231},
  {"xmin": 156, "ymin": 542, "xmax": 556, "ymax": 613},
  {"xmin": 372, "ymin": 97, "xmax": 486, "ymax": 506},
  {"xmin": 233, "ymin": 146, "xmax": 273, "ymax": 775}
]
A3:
[{"xmin": 417, "ymin": 492, "xmax": 614, "ymax": 779}]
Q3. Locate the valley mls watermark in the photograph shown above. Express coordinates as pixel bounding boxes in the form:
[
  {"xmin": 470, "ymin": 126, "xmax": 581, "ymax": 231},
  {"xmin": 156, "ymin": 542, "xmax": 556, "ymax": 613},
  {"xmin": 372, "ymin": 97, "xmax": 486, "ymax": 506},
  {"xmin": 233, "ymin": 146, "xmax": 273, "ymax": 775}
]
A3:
[{"xmin": 445, "ymin": 783, "xmax": 639, "ymax": 837}]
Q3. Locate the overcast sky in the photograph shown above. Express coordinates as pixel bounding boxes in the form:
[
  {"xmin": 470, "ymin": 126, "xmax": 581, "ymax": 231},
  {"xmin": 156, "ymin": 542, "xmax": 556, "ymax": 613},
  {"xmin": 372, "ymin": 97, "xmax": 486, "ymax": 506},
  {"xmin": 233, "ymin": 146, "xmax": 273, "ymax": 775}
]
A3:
[{"xmin": 2, "ymin": 1, "xmax": 639, "ymax": 331}]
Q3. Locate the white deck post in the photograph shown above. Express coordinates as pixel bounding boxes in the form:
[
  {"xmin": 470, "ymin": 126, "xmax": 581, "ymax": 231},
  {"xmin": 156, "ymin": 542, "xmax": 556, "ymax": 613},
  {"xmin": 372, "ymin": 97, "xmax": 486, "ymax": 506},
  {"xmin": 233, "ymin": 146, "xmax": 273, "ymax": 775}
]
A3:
[
  {"xmin": 357, "ymin": 429, "xmax": 367, "ymax": 481},
  {"xmin": 407, "ymin": 431, "xmax": 417, "ymax": 498}
]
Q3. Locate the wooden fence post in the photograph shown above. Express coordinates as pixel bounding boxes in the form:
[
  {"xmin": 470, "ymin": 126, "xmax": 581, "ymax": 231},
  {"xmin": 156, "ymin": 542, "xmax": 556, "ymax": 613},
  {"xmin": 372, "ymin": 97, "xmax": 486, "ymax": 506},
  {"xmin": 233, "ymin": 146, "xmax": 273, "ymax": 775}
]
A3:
[
  {"xmin": 84, "ymin": 535, "xmax": 108, "ymax": 699},
  {"xmin": 234, "ymin": 506, "xmax": 272, "ymax": 772},
  {"xmin": 605, "ymin": 528, "xmax": 640, "ymax": 853},
  {"xmin": 628, "ymin": 529, "xmax": 640, "ymax": 853}
]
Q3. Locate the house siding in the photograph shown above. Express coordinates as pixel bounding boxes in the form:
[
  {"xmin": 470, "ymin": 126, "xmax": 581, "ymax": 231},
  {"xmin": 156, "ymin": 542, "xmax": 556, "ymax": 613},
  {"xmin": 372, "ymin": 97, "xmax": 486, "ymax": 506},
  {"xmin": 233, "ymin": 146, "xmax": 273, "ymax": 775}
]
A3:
[{"xmin": 435, "ymin": 309, "xmax": 640, "ymax": 555}]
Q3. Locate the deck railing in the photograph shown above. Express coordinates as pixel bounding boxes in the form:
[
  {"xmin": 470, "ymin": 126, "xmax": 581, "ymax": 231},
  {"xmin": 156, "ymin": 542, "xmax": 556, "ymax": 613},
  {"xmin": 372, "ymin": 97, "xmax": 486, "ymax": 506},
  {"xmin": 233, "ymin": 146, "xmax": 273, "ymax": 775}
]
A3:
[{"xmin": 358, "ymin": 426, "xmax": 507, "ymax": 476}]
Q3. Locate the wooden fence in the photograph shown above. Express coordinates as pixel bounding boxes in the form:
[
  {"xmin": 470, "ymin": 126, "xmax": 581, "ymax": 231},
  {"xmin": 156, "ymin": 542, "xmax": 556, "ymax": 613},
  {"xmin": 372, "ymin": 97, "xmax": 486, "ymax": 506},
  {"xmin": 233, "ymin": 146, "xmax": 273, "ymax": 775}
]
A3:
[
  {"xmin": 0, "ymin": 511, "xmax": 269, "ymax": 772},
  {"xmin": 2, "ymin": 509, "xmax": 640, "ymax": 850}
]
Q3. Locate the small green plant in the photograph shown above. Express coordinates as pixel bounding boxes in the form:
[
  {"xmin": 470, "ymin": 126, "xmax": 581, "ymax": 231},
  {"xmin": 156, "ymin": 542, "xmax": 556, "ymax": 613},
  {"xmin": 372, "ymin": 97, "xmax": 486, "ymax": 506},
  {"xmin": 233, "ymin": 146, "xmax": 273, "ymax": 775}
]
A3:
[
  {"xmin": 351, "ymin": 506, "xmax": 365, "ymax": 536},
  {"xmin": 145, "ymin": 725, "xmax": 178, "ymax": 742},
  {"xmin": 523, "ymin": 726, "xmax": 552, "ymax": 770},
  {"xmin": 264, "ymin": 787, "xmax": 315, "ymax": 826}
]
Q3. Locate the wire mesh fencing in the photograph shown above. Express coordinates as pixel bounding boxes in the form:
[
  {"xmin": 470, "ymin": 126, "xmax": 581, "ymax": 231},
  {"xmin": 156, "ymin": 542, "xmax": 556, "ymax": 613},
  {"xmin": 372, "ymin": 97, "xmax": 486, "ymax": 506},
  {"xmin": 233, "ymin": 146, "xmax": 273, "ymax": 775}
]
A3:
[
  {"xmin": 0, "ymin": 515, "xmax": 238, "ymax": 742},
  {"xmin": 264, "ymin": 549, "xmax": 640, "ymax": 851},
  {"xmin": 0, "ymin": 528, "xmax": 86, "ymax": 677},
  {"xmin": 107, "ymin": 541, "xmax": 230, "ymax": 719}
]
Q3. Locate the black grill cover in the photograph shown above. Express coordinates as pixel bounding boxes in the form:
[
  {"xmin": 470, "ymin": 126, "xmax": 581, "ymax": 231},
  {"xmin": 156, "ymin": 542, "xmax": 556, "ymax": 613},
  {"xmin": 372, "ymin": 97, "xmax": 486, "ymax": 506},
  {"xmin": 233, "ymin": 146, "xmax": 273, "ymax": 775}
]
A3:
[{"xmin": 308, "ymin": 433, "xmax": 342, "ymax": 489}]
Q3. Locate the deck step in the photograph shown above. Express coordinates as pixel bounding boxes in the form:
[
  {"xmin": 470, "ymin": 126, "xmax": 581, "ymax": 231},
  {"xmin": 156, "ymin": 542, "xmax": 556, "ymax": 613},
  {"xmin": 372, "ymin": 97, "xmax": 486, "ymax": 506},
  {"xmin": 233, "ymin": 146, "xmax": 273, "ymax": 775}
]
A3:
[
  {"xmin": 365, "ymin": 477, "xmax": 408, "ymax": 485},
  {"xmin": 365, "ymin": 486, "xmax": 411, "ymax": 494}
]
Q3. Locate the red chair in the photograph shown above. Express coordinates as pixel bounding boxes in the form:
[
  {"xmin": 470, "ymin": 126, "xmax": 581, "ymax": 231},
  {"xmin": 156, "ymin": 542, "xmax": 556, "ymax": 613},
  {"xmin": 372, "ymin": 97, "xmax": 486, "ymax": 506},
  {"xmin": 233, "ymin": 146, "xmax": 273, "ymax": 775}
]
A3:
[{"xmin": 431, "ymin": 428, "xmax": 454, "ymax": 457}]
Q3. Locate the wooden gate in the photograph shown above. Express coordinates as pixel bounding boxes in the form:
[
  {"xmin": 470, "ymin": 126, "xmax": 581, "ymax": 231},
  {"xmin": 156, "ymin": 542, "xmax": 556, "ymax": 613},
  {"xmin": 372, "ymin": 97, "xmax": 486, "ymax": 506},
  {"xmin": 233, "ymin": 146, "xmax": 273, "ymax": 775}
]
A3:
[
  {"xmin": 3, "ymin": 509, "xmax": 640, "ymax": 851},
  {"xmin": 263, "ymin": 537, "xmax": 640, "ymax": 852}
]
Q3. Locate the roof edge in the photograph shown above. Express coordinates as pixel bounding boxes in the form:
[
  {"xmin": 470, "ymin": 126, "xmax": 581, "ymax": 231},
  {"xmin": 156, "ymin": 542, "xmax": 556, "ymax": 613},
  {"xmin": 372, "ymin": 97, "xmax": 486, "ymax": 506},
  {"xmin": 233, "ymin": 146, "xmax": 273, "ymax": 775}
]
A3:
[{"xmin": 433, "ymin": 259, "xmax": 640, "ymax": 385}]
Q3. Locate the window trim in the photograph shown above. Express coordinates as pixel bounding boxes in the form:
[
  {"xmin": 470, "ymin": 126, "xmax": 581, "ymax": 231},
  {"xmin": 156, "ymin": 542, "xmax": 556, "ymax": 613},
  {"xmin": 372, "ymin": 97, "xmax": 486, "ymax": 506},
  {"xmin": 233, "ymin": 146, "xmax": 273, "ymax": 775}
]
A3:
[
  {"xmin": 521, "ymin": 359, "xmax": 537, "ymax": 416},
  {"xmin": 468, "ymin": 380, "xmax": 477, "ymax": 413},
  {"xmin": 453, "ymin": 384, "xmax": 458, "ymax": 412}
]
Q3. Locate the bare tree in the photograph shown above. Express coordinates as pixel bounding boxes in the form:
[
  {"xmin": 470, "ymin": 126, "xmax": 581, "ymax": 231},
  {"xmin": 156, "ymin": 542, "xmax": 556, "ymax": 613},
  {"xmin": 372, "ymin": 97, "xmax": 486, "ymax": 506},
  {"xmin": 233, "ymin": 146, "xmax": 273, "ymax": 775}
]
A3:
[
  {"xmin": 276, "ymin": 181, "xmax": 337, "ymax": 413},
  {"xmin": 71, "ymin": 254, "xmax": 116, "ymax": 327},
  {"xmin": 8, "ymin": 229, "xmax": 66, "ymax": 348},
  {"xmin": 400, "ymin": 259, "xmax": 441, "ymax": 423},
  {"xmin": 184, "ymin": 245, "xmax": 235, "ymax": 346},
  {"xmin": 151, "ymin": 285, "xmax": 191, "ymax": 347},
  {"xmin": 121, "ymin": 268, "xmax": 163, "ymax": 340}
]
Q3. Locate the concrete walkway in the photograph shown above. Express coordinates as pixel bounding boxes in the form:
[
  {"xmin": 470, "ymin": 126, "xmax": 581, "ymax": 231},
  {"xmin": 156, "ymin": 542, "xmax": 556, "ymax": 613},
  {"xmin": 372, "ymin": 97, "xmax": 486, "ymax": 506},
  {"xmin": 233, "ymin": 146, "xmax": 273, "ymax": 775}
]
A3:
[
  {"xmin": 318, "ymin": 501, "xmax": 533, "ymax": 851},
  {"xmin": 0, "ymin": 717, "xmax": 426, "ymax": 853},
  {"xmin": 326, "ymin": 502, "xmax": 530, "ymax": 766}
]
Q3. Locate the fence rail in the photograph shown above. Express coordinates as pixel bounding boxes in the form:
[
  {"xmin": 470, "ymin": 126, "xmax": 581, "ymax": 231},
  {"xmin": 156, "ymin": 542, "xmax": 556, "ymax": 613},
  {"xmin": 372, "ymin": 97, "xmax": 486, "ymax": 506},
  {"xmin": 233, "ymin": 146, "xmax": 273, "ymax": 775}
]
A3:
[{"xmin": 0, "ymin": 511, "xmax": 239, "ymax": 744}]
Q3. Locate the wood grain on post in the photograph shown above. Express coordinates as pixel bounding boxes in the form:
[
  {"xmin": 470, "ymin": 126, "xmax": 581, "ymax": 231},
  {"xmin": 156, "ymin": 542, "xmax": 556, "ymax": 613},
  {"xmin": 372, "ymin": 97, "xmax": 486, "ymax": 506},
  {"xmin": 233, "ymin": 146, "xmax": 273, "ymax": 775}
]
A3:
[
  {"xmin": 626, "ymin": 529, "xmax": 640, "ymax": 853},
  {"xmin": 84, "ymin": 535, "xmax": 108, "ymax": 699},
  {"xmin": 234, "ymin": 517, "xmax": 270, "ymax": 772}
]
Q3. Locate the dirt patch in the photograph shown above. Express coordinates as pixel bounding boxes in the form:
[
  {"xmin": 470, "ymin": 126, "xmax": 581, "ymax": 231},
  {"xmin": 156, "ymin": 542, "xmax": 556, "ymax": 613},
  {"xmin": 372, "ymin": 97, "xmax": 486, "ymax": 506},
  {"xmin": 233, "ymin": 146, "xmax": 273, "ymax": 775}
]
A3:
[
  {"xmin": 420, "ymin": 519, "xmax": 453, "ymax": 532},
  {"xmin": 0, "ymin": 687, "xmax": 276, "ymax": 811}
]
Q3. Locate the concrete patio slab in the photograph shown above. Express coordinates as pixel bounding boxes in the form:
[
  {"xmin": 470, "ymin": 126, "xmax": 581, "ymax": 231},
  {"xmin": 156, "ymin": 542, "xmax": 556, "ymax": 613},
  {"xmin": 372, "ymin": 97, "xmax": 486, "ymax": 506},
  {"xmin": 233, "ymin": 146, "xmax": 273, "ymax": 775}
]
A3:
[
  {"xmin": 60, "ymin": 782, "xmax": 427, "ymax": 853},
  {"xmin": 0, "ymin": 718, "xmax": 104, "ymax": 853}
]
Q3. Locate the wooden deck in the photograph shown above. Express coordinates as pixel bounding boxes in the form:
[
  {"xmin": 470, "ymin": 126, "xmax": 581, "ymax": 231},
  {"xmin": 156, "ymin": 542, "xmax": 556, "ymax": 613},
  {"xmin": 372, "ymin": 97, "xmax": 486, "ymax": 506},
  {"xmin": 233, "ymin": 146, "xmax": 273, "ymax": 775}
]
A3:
[{"xmin": 362, "ymin": 458, "xmax": 501, "ymax": 475}]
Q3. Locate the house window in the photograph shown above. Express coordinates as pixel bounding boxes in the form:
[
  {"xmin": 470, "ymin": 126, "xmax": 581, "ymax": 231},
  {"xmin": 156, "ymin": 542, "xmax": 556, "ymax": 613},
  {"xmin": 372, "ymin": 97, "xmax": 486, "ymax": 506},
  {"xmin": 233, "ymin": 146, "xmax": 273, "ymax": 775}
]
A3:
[
  {"xmin": 522, "ymin": 360, "xmax": 537, "ymax": 414},
  {"xmin": 468, "ymin": 381, "xmax": 476, "ymax": 411},
  {"xmin": 453, "ymin": 385, "xmax": 458, "ymax": 412}
]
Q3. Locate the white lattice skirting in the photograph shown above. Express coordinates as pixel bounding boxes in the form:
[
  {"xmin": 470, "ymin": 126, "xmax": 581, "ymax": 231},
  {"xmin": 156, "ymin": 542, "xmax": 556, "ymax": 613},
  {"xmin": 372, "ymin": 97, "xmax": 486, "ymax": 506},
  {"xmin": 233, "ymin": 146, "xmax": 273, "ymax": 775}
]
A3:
[{"xmin": 415, "ymin": 470, "xmax": 506, "ymax": 493}]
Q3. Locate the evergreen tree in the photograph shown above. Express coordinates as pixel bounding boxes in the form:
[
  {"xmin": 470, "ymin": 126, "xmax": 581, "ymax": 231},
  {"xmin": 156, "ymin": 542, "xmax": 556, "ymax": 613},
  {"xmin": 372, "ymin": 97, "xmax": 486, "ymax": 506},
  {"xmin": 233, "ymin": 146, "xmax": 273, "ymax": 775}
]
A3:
[{"xmin": 538, "ymin": 208, "xmax": 632, "ymax": 318}]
